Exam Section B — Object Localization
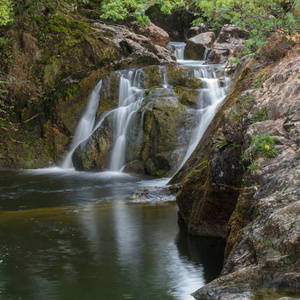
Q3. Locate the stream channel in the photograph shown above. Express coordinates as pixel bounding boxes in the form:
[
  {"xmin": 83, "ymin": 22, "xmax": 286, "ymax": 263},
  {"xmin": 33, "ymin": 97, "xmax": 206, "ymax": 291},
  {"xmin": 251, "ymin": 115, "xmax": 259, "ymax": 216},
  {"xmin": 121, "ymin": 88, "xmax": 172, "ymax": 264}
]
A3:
[{"xmin": 0, "ymin": 43, "xmax": 228, "ymax": 300}]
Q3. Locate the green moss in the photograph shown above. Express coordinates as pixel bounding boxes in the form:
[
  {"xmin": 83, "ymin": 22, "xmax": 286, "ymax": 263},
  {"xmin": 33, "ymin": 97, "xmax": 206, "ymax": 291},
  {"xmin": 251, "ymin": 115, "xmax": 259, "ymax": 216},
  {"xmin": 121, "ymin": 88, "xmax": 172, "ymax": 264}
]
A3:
[
  {"xmin": 174, "ymin": 86, "xmax": 200, "ymax": 108},
  {"xmin": 142, "ymin": 65, "xmax": 161, "ymax": 89}
]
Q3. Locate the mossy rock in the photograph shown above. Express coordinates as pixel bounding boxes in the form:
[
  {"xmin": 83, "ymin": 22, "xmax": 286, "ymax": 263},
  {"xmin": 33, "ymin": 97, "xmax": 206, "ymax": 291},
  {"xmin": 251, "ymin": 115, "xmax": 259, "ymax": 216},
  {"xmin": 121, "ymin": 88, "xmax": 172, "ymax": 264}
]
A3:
[
  {"xmin": 142, "ymin": 65, "xmax": 162, "ymax": 89},
  {"xmin": 174, "ymin": 86, "xmax": 200, "ymax": 108},
  {"xmin": 139, "ymin": 88, "xmax": 190, "ymax": 176},
  {"xmin": 73, "ymin": 116, "xmax": 114, "ymax": 171}
]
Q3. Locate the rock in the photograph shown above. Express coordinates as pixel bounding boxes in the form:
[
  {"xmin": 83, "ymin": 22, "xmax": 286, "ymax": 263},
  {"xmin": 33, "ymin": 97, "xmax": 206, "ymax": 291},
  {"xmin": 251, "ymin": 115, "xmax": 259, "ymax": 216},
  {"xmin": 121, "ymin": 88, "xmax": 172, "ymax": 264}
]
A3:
[
  {"xmin": 207, "ymin": 25, "xmax": 249, "ymax": 65},
  {"xmin": 185, "ymin": 32, "xmax": 216, "ymax": 60},
  {"xmin": 72, "ymin": 116, "xmax": 114, "ymax": 171},
  {"xmin": 128, "ymin": 184, "xmax": 179, "ymax": 203},
  {"xmin": 130, "ymin": 21, "xmax": 170, "ymax": 47},
  {"xmin": 188, "ymin": 45, "xmax": 300, "ymax": 299},
  {"xmin": 94, "ymin": 22, "xmax": 176, "ymax": 68},
  {"xmin": 123, "ymin": 160, "xmax": 145, "ymax": 174},
  {"xmin": 139, "ymin": 88, "xmax": 197, "ymax": 176},
  {"xmin": 186, "ymin": 24, "xmax": 208, "ymax": 39}
]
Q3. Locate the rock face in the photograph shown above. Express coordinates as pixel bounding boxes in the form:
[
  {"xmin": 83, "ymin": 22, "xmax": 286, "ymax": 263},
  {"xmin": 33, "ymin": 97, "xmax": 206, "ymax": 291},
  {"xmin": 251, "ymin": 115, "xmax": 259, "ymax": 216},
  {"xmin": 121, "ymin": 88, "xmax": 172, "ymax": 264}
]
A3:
[
  {"xmin": 185, "ymin": 32, "xmax": 216, "ymax": 60},
  {"xmin": 173, "ymin": 44, "xmax": 300, "ymax": 299},
  {"xmin": 207, "ymin": 24, "xmax": 249, "ymax": 65}
]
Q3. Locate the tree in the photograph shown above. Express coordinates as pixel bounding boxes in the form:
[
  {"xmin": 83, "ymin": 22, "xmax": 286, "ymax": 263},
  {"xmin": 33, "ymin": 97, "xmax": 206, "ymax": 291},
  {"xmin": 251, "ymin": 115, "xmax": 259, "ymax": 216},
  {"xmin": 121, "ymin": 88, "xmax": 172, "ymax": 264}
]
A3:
[
  {"xmin": 192, "ymin": 0, "xmax": 300, "ymax": 51},
  {"xmin": 0, "ymin": 0, "xmax": 13, "ymax": 26},
  {"xmin": 100, "ymin": 0, "xmax": 185, "ymax": 25},
  {"xmin": 100, "ymin": 0, "xmax": 300, "ymax": 52}
]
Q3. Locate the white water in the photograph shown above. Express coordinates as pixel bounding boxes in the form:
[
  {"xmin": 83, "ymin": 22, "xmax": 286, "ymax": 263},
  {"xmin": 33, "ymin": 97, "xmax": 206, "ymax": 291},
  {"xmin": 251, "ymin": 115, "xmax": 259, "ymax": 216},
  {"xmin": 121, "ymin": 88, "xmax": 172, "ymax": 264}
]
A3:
[
  {"xmin": 171, "ymin": 42, "xmax": 186, "ymax": 61},
  {"xmin": 171, "ymin": 42, "xmax": 230, "ymax": 169},
  {"xmin": 62, "ymin": 42, "xmax": 229, "ymax": 174},
  {"xmin": 110, "ymin": 69, "xmax": 144, "ymax": 171},
  {"xmin": 61, "ymin": 80, "xmax": 102, "ymax": 169}
]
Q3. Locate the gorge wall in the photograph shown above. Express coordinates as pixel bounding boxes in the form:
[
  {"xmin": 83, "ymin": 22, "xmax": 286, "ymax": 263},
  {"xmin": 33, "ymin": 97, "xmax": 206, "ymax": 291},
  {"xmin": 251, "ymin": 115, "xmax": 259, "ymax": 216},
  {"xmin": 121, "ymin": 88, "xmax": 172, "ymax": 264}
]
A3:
[{"xmin": 173, "ymin": 42, "xmax": 300, "ymax": 299}]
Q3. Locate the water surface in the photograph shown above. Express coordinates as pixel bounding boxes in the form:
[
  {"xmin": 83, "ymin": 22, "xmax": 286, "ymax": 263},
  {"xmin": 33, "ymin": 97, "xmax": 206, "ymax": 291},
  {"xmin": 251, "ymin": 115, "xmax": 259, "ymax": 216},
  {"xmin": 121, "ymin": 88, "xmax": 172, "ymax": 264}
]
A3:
[{"xmin": 0, "ymin": 170, "xmax": 225, "ymax": 300}]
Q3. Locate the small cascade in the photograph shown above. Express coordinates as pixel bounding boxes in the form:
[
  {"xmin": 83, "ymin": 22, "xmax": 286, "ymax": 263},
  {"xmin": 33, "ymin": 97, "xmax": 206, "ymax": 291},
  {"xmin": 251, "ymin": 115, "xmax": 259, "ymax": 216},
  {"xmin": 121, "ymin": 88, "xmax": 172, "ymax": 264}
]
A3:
[
  {"xmin": 61, "ymin": 80, "xmax": 102, "ymax": 169},
  {"xmin": 159, "ymin": 66, "xmax": 168, "ymax": 88},
  {"xmin": 171, "ymin": 42, "xmax": 186, "ymax": 61},
  {"xmin": 176, "ymin": 45, "xmax": 230, "ymax": 169},
  {"xmin": 203, "ymin": 48, "xmax": 211, "ymax": 61},
  {"xmin": 109, "ymin": 69, "xmax": 144, "ymax": 171}
]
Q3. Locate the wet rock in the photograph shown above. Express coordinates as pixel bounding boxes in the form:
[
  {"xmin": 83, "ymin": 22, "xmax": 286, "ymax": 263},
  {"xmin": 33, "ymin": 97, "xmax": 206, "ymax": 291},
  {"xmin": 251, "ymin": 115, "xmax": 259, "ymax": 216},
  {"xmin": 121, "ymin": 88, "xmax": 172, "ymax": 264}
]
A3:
[
  {"xmin": 128, "ymin": 184, "xmax": 179, "ymax": 203},
  {"xmin": 185, "ymin": 32, "xmax": 216, "ymax": 60},
  {"xmin": 72, "ymin": 116, "xmax": 114, "ymax": 171},
  {"xmin": 123, "ymin": 160, "xmax": 145, "ymax": 174},
  {"xmin": 139, "ymin": 88, "xmax": 197, "ymax": 176}
]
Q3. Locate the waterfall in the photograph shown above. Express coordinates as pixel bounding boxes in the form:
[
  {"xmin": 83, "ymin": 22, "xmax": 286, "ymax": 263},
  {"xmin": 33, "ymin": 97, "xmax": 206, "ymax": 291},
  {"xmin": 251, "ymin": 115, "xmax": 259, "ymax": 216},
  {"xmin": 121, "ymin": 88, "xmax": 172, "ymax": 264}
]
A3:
[
  {"xmin": 159, "ymin": 66, "xmax": 168, "ymax": 88},
  {"xmin": 175, "ymin": 45, "xmax": 230, "ymax": 169},
  {"xmin": 61, "ymin": 80, "xmax": 102, "ymax": 169},
  {"xmin": 109, "ymin": 69, "xmax": 144, "ymax": 171},
  {"xmin": 170, "ymin": 42, "xmax": 186, "ymax": 61},
  {"xmin": 61, "ymin": 41, "xmax": 229, "ymax": 174}
]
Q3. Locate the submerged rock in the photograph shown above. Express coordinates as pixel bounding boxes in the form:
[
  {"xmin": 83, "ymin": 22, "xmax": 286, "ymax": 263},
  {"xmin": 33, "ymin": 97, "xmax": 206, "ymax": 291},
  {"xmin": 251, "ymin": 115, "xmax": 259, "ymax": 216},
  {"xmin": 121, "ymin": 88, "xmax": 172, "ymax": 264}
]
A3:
[{"xmin": 128, "ymin": 184, "xmax": 179, "ymax": 203}]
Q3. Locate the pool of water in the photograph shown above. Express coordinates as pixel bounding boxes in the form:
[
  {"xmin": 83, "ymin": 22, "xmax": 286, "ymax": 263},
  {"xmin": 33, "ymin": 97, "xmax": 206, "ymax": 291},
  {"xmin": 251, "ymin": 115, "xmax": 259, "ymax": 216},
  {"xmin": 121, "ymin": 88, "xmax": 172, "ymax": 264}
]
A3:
[{"xmin": 0, "ymin": 169, "xmax": 225, "ymax": 300}]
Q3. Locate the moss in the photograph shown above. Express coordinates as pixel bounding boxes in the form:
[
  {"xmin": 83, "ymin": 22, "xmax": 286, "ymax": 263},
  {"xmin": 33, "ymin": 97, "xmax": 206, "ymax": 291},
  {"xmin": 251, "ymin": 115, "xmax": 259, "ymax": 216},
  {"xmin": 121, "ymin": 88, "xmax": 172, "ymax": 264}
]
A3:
[
  {"xmin": 165, "ymin": 65, "xmax": 184, "ymax": 86},
  {"xmin": 142, "ymin": 65, "xmax": 161, "ymax": 88}
]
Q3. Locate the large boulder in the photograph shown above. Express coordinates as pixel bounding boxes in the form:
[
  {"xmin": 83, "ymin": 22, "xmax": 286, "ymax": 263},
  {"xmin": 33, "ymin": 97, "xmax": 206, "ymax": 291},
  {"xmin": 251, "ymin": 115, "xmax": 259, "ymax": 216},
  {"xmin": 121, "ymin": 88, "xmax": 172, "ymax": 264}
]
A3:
[
  {"xmin": 130, "ymin": 21, "xmax": 170, "ymax": 47},
  {"xmin": 186, "ymin": 24, "xmax": 208, "ymax": 40},
  {"xmin": 138, "ymin": 88, "xmax": 197, "ymax": 176},
  {"xmin": 185, "ymin": 32, "xmax": 216, "ymax": 60},
  {"xmin": 207, "ymin": 24, "xmax": 249, "ymax": 65}
]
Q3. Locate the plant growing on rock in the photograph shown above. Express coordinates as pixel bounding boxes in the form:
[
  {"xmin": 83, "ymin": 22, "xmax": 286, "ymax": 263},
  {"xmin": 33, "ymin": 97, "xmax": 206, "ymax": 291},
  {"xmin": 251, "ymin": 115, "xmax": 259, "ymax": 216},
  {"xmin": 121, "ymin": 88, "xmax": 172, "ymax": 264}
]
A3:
[{"xmin": 242, "ymin": 134, "xmax": 278, "ymax": 161}]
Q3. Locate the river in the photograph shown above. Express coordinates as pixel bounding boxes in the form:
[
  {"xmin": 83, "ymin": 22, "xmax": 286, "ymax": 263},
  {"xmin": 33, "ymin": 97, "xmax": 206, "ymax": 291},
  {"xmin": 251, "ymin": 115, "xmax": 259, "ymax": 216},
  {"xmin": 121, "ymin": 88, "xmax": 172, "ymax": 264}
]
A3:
[{"xmin": 0, "ymin": 169, "xmax": 224, "ymax": 300}]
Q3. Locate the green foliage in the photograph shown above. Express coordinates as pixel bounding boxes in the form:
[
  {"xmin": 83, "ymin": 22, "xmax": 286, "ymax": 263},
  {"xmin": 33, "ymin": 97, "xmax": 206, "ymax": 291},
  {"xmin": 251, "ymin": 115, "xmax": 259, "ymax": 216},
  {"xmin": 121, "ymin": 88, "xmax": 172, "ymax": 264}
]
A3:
[
  {"xmin": 248, "ymin": 105, "xmax": 268, "ymax": 125},
  {"xmin": 100, "ymin": 0, "xmax": 185, "ymax": 25},
  {"xmin": 242, "ymin": 134, "xmax": 278, "ymax": 162},
  {"xmin": 248, "ymin": 163, "xmax": 259, "ymax": 174},
  {"xmin": 192, "ymin": 0, "xmax": 300, "ymax": 52},
  {"xmin": 230, "ymin": 57, "xmax": 240, "ymax": 65},
  {"xmin": 0, "ymin": 0, "xmax": 13, "ymax": 26},
  {"xmin": 251, "ymin": 72, "xmax": 265, "ymax": 89}
]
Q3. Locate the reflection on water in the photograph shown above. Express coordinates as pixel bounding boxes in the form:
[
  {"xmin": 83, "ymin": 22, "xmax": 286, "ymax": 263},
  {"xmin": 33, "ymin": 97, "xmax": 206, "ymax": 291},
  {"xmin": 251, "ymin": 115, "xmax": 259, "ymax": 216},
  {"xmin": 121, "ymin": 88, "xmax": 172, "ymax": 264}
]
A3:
[{"xmin": 0, "ymin": 170, "xmax": 225, "ymax": 300}]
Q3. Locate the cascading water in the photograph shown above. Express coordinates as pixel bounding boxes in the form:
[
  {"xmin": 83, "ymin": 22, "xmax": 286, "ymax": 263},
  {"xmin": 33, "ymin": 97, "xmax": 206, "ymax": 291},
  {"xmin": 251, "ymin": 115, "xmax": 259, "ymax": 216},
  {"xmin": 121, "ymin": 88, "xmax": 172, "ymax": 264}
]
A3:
[
  {"xmin": 62, "ymin": 43, "xmax": 229, "ymax": 174},
  {"xmin": 61, "ymin": 80, "xmax": 102, "ymax": 169},
  {"xmin": 109, "ymin": 69, "xmax": 144, "ymax": 171},
  {"xmin": 172, "ymin": 42, "xmax": 230, "ymax": 168},
  {"xmin": 170, "ymin": 42, "xmax": 186, "ymax": 61}
]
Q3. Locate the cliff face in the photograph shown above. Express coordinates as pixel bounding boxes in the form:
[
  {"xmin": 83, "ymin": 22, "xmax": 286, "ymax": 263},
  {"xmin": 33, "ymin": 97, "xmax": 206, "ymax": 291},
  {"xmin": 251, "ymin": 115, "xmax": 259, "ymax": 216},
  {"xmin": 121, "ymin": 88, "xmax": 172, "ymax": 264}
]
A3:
[{"xmin": 174, "ymin": 43, "xmax": 300, "ymax": 298}]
